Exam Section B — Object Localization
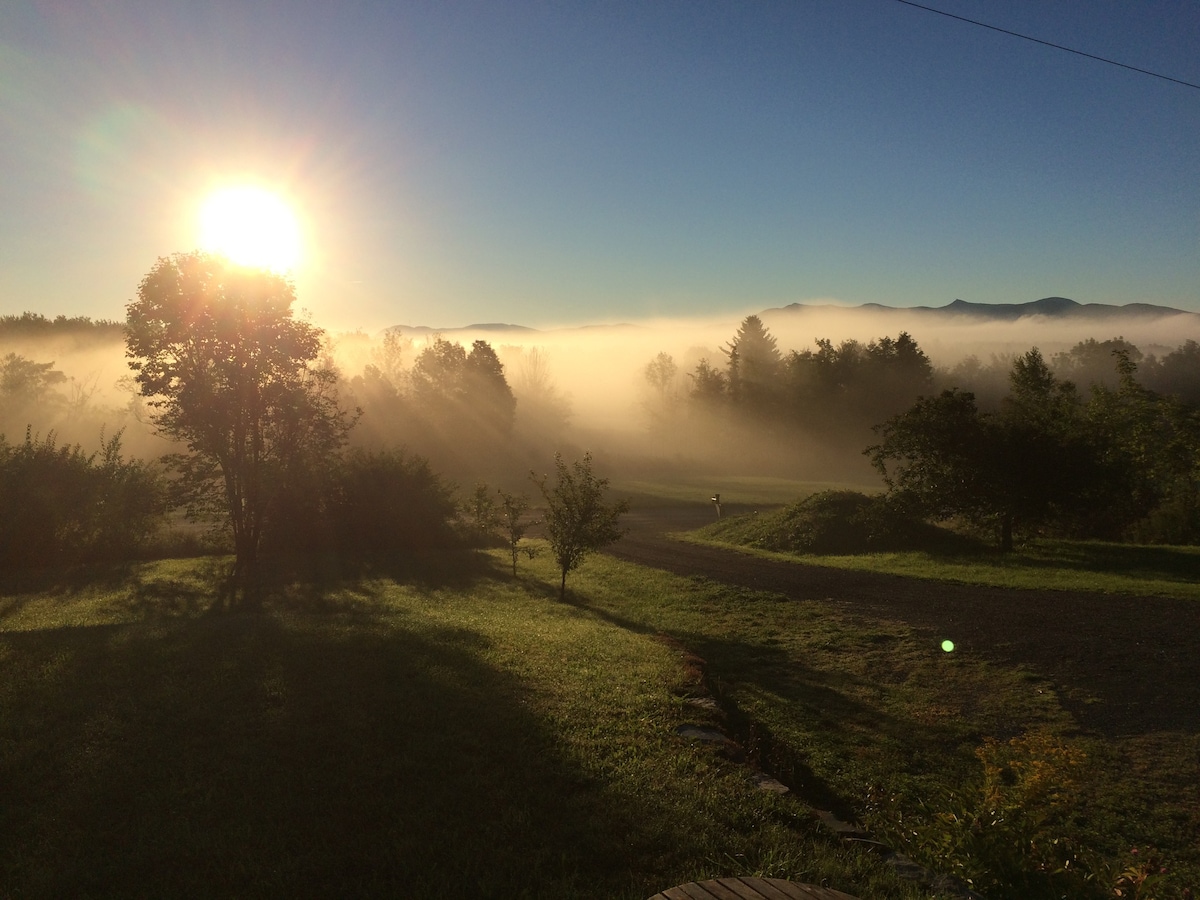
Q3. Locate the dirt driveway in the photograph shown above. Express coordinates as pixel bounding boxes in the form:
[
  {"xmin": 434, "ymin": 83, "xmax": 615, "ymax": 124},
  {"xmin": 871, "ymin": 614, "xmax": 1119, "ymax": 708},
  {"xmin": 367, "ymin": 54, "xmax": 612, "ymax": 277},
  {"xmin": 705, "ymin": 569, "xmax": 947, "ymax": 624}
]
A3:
[{"xmin": 603, "ymin": 502, "xmax": 1200, "ymax": 737}]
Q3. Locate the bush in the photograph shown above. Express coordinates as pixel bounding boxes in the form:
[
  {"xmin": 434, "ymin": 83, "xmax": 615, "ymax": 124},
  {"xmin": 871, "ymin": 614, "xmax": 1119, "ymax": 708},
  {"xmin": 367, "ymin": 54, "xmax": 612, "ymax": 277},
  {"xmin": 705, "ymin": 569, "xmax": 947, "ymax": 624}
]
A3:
[
  {"xmin": 0, "ymin": 430, "xmax": 165, "ymax": 569},
  {"xmin": 328, "ymin": 449, "xmax": 460, "ymax": 560},
  {"xmin": 865, "ymin": 730, "xmax": 1102, "ymax": 900},
  {"xmin": 745, "ymin": 490, "xmax": 955, "ymax": 555},
  {"xmin": 215, "ymin": 448, "xmax": 462, "ymax": 563},
  {"xmin": 1126, "ymin": 486, "xmax": 1200, "ymax": 546}
]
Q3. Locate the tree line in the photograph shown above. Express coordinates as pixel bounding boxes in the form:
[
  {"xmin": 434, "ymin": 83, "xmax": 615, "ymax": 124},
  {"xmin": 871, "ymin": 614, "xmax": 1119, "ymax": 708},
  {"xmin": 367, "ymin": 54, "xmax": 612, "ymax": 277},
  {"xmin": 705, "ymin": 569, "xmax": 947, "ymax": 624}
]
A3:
[
  {"xmin": 648, "ymin": 315, "xmax": 1200, "ymax": 548},
  {"xmin": 871, "ymin": 348, "xmax": 1200, "ymax": 548},
  {"xmin": 0, "ymin": 312, "xmax": 124, "ymax": 340},
  {"xmin": 643, "ymin": 315, "xmax": 938, "ymax": 469}
]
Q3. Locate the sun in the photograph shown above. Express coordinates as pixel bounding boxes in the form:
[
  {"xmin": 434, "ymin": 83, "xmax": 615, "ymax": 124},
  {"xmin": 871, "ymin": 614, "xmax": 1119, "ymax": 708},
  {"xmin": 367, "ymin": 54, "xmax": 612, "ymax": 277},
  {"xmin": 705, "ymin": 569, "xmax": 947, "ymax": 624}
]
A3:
[{"xmin": 198, "ymin": 186, "xmax": 302, "ymax": 272}]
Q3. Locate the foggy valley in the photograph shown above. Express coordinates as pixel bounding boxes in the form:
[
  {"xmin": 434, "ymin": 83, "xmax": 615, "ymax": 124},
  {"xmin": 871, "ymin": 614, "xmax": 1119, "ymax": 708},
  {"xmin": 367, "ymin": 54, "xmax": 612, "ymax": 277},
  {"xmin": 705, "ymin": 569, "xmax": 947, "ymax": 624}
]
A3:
[
  {"xmin": 5, "ymin": 2, "xmax": 1200, "ymax": 896},
  {"xmin": 7, "ymin": 297, "xmax": 1200, "ymax": 489}
]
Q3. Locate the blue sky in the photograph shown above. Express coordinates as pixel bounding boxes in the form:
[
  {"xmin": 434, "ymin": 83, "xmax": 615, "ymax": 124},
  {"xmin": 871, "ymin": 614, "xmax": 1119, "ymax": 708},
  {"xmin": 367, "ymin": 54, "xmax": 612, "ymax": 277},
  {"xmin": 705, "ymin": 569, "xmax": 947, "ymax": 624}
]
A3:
[{"xmin": 1, "ymin": 1, "xmax": 1197, "ymax": 331}]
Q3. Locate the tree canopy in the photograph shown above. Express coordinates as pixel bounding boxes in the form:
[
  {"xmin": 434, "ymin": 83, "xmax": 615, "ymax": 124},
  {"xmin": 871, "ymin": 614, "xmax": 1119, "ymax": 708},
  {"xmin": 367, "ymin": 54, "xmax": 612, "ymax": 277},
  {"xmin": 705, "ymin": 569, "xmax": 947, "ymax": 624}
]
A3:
[
  {"xmin": 125, "ymin": 251, "xmax": 351, "ymax": 580},
  {"xmin": 866, "ymin": 347, "xmax": 1200, "ymax": 549}
]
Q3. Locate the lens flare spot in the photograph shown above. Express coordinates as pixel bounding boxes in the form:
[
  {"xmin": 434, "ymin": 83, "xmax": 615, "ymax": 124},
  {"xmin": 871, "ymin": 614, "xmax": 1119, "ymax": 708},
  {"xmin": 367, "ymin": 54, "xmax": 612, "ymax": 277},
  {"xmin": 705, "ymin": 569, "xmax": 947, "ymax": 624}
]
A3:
[{"xmin": 941, "ymin": 639, "xmax": 955, "ymax": 653}]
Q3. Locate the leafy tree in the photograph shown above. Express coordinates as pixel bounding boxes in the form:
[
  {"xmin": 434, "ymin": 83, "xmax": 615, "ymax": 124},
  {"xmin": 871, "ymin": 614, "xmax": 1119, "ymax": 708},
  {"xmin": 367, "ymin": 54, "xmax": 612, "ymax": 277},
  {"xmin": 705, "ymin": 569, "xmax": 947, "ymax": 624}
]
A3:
[
  {"xmin": 1005, "ymin": 348, "xmax": 1079, "ymax": 426},
  {"xmin": 463, "ymin": 340, "xmax": 517, "ymax": 433},
  {"xmin": 642, "ymin": 351, "xmax": 681, "ymax": 431},
  {"xmin": 1085, "ymin": 351, "xmax": 1200, "ymax": 541},
  {"xmin": 0, "ymin": 354, "xmax": 70, "ymax": 432},
  {"xmin": 1142, "ymin": 339, "xmax": 1200, "ymax": 406},
  {"xmin": 0, "ymin": 353, "xmax": 67, "ymax": 402},
  {"xmin": 496, "ymin": 488, "xmax": 539, "ymax": 576},
  {"xmin": 409, "ymin": 337, "xmax": 516, "ymax": 434},
  {"xmin": 783, "ymin": 332, "xmax": 933, "ymax": 434},
  {"xmin": 936, "ymin": 352, "xmax": 1014, "ymax": 411},
  {"xmin": 125, "ymin": 251, "xmax": 351, "ymax": 581},
  {"xmin": 531, "ymin": 452, "xmax": 628, "ymax": 599},
  {"xmin": 410, "ymin": 337, "xmax": 469, "ymax": 405},
  {"xmin": 369, "ymin": 328, "xmax": 412, "ymax": 392},
  {"xmin": 465, "ymin": 482, "xmax": 500, "ymax": 542},
  {"xmin": 867, "ymin": 389, "xmax": 988, "ymax": 525},
  {"xmin": 869, "ymin": 351, "xmax": 1117, "ymax": 550},
  {"xmin": 643, "ymin": 352, "xmax": 677, "ymax": 399},
  {"xmin": 1052, "ymin": 337, "xmax": 1142, "ymax": 391}
]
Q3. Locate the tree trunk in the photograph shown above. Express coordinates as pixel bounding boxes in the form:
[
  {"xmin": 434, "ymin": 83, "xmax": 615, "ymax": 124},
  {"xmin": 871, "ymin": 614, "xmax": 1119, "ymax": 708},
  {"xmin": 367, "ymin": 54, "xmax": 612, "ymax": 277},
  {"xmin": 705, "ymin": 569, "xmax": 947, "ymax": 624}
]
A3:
[{"xmin": 559, "ymin": 567, "xmax": 567, "ymax": 600}]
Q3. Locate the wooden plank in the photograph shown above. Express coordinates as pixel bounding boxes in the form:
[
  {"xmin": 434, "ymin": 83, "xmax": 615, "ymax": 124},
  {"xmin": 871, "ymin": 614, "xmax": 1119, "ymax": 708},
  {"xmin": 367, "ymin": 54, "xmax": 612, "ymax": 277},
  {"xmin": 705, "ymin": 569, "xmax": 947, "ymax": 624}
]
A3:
[
  {"xmin": 747, "ymin": 879, "xmax": 861, "ymax": 899},
  {"xmin": 717, "ymin": 877, "xmax": 780, "ymax": 898},
  {"xmin": 647, "ymin": 879, "xmax": 862, "ymax": 900},
  {"xmin": 653, "ymin": 884, "xmax": 723, "ymax": 900},
  {"xmin": 691, "ymin": 879, "xmax": 755, "ymax": 900},
  {"xmin": 737, "ymin": 878, "xmax": 806, "ymax": 899}
]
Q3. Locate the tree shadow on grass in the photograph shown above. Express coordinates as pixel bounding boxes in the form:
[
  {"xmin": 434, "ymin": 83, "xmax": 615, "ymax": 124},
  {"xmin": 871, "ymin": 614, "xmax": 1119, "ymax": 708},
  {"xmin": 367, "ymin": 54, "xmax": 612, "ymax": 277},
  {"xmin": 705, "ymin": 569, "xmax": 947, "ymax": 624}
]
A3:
[
  {"xmin": 0, "ymin": 601, "xmax": 671, "ymax": 899},
  {"xmin": 573, "ymin": 597, "xmax": 978, "ymax": 826},
  {"xmin": 0, "ymin": 560, "xmax": 146, "ymax": 599},
  {"xmin": 248, "ymin": 547, "xmax": 508, "ymax": 604},
  {"xmin": 1017, "ymin": 540, "xmax": 1200, "ymax": 582}
]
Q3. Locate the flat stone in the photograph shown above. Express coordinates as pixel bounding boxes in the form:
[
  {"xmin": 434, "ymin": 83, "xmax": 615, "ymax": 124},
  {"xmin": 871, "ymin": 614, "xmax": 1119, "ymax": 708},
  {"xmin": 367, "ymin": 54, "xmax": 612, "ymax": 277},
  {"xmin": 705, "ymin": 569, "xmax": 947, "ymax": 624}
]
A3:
[
  {"xmin": 675, "ymin": 724, "xmax": 729, "ymax": 743},
  {"xmin": 751, "ymin": 771, "xmax": 790, "ymax": 793}
]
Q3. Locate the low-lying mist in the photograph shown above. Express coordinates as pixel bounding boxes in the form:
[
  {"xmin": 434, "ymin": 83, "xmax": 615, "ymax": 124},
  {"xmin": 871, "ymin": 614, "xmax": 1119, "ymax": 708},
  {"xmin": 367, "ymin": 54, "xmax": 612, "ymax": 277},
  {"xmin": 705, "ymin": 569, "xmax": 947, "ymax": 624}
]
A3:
[{"xmin": 6, "ymin": 301, "xmax": 1200, "ymax": 495}]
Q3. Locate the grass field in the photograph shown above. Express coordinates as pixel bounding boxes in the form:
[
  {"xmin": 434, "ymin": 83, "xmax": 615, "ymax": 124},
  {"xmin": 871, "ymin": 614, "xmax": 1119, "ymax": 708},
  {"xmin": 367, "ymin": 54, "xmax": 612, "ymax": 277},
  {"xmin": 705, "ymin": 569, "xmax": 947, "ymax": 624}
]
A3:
[
  {"xmin": 2, "ymin": 547, "xmax": 1196, "ymax": 898},
  {"xmin": 690, "ymin": 512, "xmax": 1200, "ymax": 599},
  {"xmin": 0, "ymin": 555, "xmax": 927, "ymax": 900}
]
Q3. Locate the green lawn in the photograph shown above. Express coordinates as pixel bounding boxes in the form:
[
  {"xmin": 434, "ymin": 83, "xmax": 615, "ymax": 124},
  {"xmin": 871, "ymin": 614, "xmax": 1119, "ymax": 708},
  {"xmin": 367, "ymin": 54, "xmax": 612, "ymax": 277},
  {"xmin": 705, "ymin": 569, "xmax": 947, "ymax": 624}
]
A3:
[
  {"xmin": 687, "ymin": 518, "xmax": 1200, "ymax": 599},
  {"xmin": 1, "ymin": 548, "xmax": 1195, "ymax": 899},
  {"xmin": 0, "ymin": 555, "xmax": 926, "ymax": 900}
]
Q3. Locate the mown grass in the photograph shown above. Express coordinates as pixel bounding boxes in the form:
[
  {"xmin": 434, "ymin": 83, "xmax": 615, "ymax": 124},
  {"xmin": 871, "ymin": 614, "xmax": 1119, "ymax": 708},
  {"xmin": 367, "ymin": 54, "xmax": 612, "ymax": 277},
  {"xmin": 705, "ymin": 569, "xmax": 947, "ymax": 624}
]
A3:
[
  {"xmin": 563, "ymin": 552, "xmax": 1200, "ymax": 899},
  {"xmin": 3, "ymin": 546, "xmax": 1196, "ymax": 899},
  {"xmin": 0, "ymin": 555, "xmax": 929, "ymax": 900},
  {"xmin": 689, "ymin": 513, "xmax": 1200, "ymax": 599}
]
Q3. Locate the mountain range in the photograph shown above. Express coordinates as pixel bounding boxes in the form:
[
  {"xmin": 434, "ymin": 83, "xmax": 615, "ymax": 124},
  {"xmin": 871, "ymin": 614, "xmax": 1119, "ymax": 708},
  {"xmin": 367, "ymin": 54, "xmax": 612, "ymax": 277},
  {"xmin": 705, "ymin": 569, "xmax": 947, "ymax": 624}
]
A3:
[
  {"xmin": 392, "ymin": 297, "xmax": 1200, "ymax": 337},
  {"xmin": 763, "ymin": 297, "xmax": 1199, "ymax": 323}
]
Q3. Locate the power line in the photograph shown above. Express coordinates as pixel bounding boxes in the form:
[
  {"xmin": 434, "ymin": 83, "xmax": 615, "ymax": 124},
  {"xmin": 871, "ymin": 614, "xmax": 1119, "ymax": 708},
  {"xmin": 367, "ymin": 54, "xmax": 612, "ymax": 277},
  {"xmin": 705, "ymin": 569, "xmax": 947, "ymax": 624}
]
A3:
[{"xmin": 887, "ymin": 0, "xmax": 1200, "ymax": 91}]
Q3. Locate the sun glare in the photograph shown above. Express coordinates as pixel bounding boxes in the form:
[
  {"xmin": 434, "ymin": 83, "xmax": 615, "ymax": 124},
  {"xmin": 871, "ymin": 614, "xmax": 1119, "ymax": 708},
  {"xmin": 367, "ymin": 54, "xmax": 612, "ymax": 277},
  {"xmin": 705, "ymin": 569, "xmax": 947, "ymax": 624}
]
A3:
[{"xmin": 198, "ymin": 186, "xmax": 302, "ymax": 272}]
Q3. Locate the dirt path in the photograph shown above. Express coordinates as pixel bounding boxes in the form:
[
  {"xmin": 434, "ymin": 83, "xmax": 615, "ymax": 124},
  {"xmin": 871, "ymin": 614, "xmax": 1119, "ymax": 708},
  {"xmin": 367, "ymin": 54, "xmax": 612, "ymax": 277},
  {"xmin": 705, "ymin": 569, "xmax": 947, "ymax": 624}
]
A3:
[{"xmin": 604, "ymin": 503, "xmax": 1200, "ymax": 737}]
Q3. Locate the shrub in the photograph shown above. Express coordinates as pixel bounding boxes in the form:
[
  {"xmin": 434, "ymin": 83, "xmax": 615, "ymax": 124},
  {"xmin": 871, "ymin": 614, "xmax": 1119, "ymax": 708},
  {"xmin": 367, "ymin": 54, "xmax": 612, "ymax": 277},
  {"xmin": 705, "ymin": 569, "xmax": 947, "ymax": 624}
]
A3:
[
  {"xmin": 328, "ymin": 449, "xmax": 460, "ymax": 560},
  {"xmin": 865, "ymin": 730, "xmax": 1101, "ymax": 899},
  {"xmin": 0, "ymin": 430, "xmax": 165, "ymax": 569},
  {"xmin": 751, "ymin": 490, "xmax": 952, "ymax": 555},
  {"xmin": 1126, "ymin": 486, "xmax": 1200, "ymax": 546}
]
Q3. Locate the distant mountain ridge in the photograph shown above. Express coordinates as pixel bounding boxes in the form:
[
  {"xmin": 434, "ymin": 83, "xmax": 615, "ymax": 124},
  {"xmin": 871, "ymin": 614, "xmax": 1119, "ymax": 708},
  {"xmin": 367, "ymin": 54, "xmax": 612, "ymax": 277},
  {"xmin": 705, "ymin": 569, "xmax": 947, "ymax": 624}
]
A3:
[
  {"xmin": 385, "ymin": 298, "xmax": 1199, "ymax": 338},
  {"xmin": 766, "ymin": 297, "xmax": 1199, "ymax": 323}
]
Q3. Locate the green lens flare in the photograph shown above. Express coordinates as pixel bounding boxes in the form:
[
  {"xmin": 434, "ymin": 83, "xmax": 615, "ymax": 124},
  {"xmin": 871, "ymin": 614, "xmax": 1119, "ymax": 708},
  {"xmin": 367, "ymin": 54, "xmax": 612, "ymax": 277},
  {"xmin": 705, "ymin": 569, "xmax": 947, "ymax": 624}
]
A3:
[{"xmin": 941, "ymin": 640, "xmax": 955, "ymax": 652}]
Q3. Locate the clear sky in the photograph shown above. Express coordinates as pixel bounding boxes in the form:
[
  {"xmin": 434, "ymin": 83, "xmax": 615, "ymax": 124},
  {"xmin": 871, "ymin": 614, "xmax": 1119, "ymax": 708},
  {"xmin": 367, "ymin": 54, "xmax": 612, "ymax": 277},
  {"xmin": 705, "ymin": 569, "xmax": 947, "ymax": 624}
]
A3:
[{"xmin": 1, "ymin": 0, "xmax": 1197, "ymax": 331}]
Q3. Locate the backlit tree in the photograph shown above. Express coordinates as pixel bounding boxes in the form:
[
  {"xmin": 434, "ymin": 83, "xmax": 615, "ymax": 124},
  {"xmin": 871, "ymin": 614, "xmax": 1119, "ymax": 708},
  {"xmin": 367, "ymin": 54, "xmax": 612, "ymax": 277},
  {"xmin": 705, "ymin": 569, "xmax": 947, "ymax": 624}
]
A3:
[{"xmin": 125, "ymin": 251, "xmax": 351, "ymax": 583}]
